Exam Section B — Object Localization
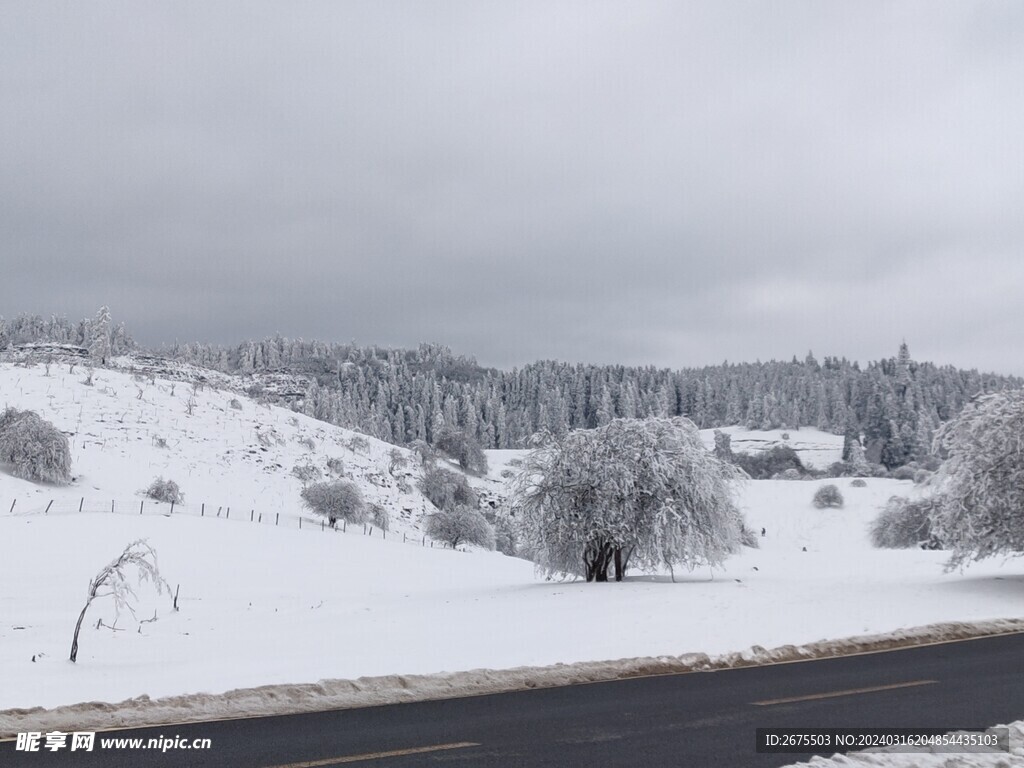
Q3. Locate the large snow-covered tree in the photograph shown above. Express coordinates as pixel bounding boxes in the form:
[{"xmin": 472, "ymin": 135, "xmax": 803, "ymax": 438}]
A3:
[
  {"xmin": 510, "ymin": 417, "xmax": 747, "ymax": 582},
  {"xmin": 930, "ymin": 390, "xmax": 1024, "ymax": 569}
]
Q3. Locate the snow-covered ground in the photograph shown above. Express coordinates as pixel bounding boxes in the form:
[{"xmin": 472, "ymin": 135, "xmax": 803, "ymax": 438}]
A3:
[{"xmin": 1, "ymin": 358, "xmax": 1023, "ymax": 737}]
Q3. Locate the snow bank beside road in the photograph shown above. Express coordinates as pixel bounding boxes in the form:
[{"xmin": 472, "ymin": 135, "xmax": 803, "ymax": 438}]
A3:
[{"xmin": 3, "ymin": 619, "xmax": 1023, "ymax": 738}]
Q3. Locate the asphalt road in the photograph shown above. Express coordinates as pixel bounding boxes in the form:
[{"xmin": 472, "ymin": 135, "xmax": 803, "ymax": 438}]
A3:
[{"xmin": 3, "ymin": 632, "xmax": 1023, "ymax": 768}]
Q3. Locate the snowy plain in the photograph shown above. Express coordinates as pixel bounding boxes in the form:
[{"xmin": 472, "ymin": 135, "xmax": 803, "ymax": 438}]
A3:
[{"xmin": 1, "ymin": 359, "xmax": 1023, "ymax": 739}]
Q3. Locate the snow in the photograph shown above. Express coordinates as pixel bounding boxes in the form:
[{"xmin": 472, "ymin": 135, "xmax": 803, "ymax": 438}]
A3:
[
  {"xmin": 1, "ymin": 359, "xmax": 1023, "ymax": 738},
  {"xmin": 699, "ymin": 425, "xmax": 845, "ymax": 469}
]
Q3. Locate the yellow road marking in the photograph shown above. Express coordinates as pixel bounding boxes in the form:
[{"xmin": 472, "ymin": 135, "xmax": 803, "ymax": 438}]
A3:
[
  {"xmin": 752, "ymin": 679, "xmax": 938, "ymax": 706},
  {"xmin": 260, "ymin": 741, "xmax": 480, "ymax": 767}
]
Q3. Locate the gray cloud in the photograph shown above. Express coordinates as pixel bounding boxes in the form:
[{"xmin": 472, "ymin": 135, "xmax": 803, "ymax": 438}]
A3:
[{"xmin": 2, "ymin": 1, "xmax": 1023, "ymax": 373}]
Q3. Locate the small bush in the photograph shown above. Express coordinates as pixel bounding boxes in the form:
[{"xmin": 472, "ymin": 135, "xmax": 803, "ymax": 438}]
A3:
[
  {"xmin": 347, "ymin": 435, "xmax": 371, "ymax": 453},
  {"xmin": 326, "ymin": 457, "xmax": 346, "ymax": 475},
  {"xmin": 781, "ymin": 432, "xmax": 790, "ymax": 441},
  {"xmin": 826, "ymin": 461, "xmax": 853, "ymax": 478},
  {"xmin": 297, "ymin": 436, "xmax": 316, "ymax": 451},
  {"xmin": 229, "ymin": 398, "xmax": 243, "ymax": 411},
  {"xmin": 869, "ymin": 495, "xmax": 942, "ymax": 549},
  {"xmin": 813, "ymin": 484, "xmax": 844, "ymax": 509},
  {"xmin": 850, "ymin": 478, "xmax": 867, "ymax": 487},
  {"xmin": 890, "ymin": 465, "xmax": 916, "ymax": 481},
  {"xmin": 0, "ymin": 408, "xmax": 73, "ymax": 484},
  {"xmin": 291, "ymin": 462, "xmax": 323, "ymax": 485},
  {"xmin": 371, "ymin": 504, "xmax": 390, "ymax": 532},
  {"xmin": 775, "ymin": 468, "xmax": 802, "ymax": 480},
  {"xmin": 301, "ymin": 479, "xmax": 367, "ymax": 527},
  {"xmin": 426, "ymin": 505, "xmax": 495, "ymax": 550},
  {"xmin": 152, "ymin": 436, "xmax": 168, "ymax": 449},
  {"xmin": 419, "ymin": 465, "xmax": 478, "ymax": 512},
  {"xmin": 145, "ymin": 477, "xmax": 183, "ymax": 504}
]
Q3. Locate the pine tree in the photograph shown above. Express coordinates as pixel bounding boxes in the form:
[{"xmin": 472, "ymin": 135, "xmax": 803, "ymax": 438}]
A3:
[{"xmin": 88, "ymin": 306, "xmax": 112, "ymax": 365}]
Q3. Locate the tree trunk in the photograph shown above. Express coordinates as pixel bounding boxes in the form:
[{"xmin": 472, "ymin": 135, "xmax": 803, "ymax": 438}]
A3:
[
  {"xmin": 613, "ymin": 548, "xmax": 623, "ymax": 582},
  {"xmin": 69, "ymin": 598, "xmax": 92, "ymax": 663}
]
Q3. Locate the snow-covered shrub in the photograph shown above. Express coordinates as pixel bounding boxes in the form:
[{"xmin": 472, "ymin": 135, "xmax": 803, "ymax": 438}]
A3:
[
  {"xmin": 732, "ymin": 445, "xmax": 803, "ymax": 480},
  {"xmin": 812, "ymin": 484, "xmax": 844, "ymax": 509},
  {"xmin": 371, "ymin": 504, "xmax": 390, "ymax": 532},
  {"xmin": 775, "ymin": 468, "xmax": 802, "ymax": 480},
  {"xmin": 297, "ymin": 436, "xmax": 316, "ymax": 451},
  {"xmin": 346, "ymin": 435, "xmax": 370, "ymax": 453},
  {"xmin": 229, "ymin": 398, "xmax": 243, "ymax": 411},
  {"xmin": 434, "ymin": 428, "xmax": 488, "ymax": 475},
  {"xmin": 408, "ymin": 439, "xmax": 435, "ymax": 466},
  {"xmin": 0, "ymin": 408, "xmax": 72, "ymax": 484},
  {"xmin": 931, "ymin": 390, "xmax": 1024, "ymax": 568},
  {"xmin": 291, "ymin": 462, "xmax": 322, "ymax": 485},
  {"xmin": 387, "ymin": 448, "xmax": 407, "ymax": 475},
  {"xmin": 152, "ymin": 435, "xmax": 168, "ymax": 449},
  {"xmin": 512, "ymin": 417, "xmax": 748, "ymax": 582},
  {"xmin": 301, "ymin": 479, "xmax": 368, "ymax": 528},
  {"xmin": 913, "ymin": 469, "xmax": 932, "ymax": 485},
  {"xmin": 486, "ymin": 513, "xmax": 517, "ymax": 556},
  {"xmin": 869, "ymin": 495, "xmax": 941, "ymax": 549},
  {"xmin": 326, "ymin": 457, "xmax": 346, "ymax": 475},
  {"xmin": 890, "ymin": 465, "xmax": 916, "ymax": 481},
  {"xmin": 145, "ymin": 477, "xmax": 183, "ymax": 504},
  {"xmin": 781, "ymin": 432, "xmax": 790, "ymax": 441},
  {"xmin": 418, "ymin": 465, "xmax": 478, "ymax": 512},
  {"xmin": 850, "ymin": 478, "xmax": 867, "ymax": 488},
  {"xmin": 426, "ymin": 505, "xmax": 495, "ymax": 550},
  {"xmin": 712, "ymin": 430, "xmax": 733, "ymax": 462}
]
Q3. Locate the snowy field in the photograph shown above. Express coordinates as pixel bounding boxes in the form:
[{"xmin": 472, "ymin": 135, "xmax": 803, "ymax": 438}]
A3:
[{"xmin": 2, "ymin": 359, "xmax": 1023, "ymax": 736}]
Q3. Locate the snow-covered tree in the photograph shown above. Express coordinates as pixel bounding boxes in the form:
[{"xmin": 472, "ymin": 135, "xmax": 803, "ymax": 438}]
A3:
[
  {"xmin": 510, "ymin": 417, "xmax": 747, "ymax": 582},
  {"xmin": 70, "ymin": 540, "xmax": 170, "ymax": 662},
  {"xmin": 930, "ymin": 390, "xmax": 1024, "ymax": 569},
  {"xmin": 434, "ymin": 427, "xmax": 488, "ymax": 475},
  {"xmin": 426, "ymin": 505, "xmax": 495, "ymax": 550},
  {"xmin": 0, "ymin": 407, "xmax": 72, "ymax": 484},
  {"xmin": 301, "ymin": 479, "xmax": 367, "ymax": 528},
  {"xmin": 88, "ymin": 306, "xmax": 112, "ymax": 365}
]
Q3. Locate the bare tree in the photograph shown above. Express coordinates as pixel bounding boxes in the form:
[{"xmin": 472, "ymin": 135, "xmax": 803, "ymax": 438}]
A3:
[{"xmin": 70, "ymin": 540, "xmax": 171, "ymax": 663}]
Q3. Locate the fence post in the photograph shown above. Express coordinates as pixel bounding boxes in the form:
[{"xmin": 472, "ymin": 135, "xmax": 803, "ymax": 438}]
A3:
[
  {"xmin": 226, "ymin": 507, "xmax": 230, "ymax": 519},
  {"xmin": 170, "ymin": 500, "xmax": 175, "ymax": 515},
  {"xmin": 343, "ymin": 520, "xmax": 347, "ymax": 532},
  {"xmin": 259, "ymin": 513, "xmax": 262, "ymax": 523},
  {"xmin": 422, "ymin": 536, "xmax": 425, "ymax": 546},
  {"xmin": 250, "ymin": 510, "xmax": 254, "ymax": 522},
  {"xmin": 45, "ymin": 500, "xmax": 53, "ymax": 514},
  {"xmin": 276, "ymin": 513, "xmax": 279, "ymax": 526},
  {"xmin": 140, "ymin": 500, "xmax": 144, "ymax": 515},
  {"xmin": 299, "ymin": 517, "xmax": 302, "ymax": 530},
  {"xmin": 201, "ymin": 503, "xmax": 205, "ymax": 517},
  {"xmin": 111, "ymin": 500, "xmax": 115, "ymax": 513},
  {"xmin": 217, "ymin": 506, "xmax": 222, "ymax": 517},
  {"xmin": 79, "ymin": 498, "xmax": 84, "ymax": 512},
  {"xmin": 9, "ymin": 499, "xmax": 16, "ymax": 513},
  {"xmin": 403, "ymin": 533, "xmax": 406, "ymax": 543}
]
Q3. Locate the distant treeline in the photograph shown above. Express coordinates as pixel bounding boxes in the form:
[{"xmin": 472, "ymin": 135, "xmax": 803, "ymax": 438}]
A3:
[{"xmin": 3, "ymin": 311, "xmax": 1020, "ymax": 468}]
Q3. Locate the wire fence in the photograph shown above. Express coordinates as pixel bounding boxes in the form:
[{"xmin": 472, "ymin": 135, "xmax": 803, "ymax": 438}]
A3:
[{"xmin": 3, "ymin": 495, "xmax": 465, "ymax": 551}]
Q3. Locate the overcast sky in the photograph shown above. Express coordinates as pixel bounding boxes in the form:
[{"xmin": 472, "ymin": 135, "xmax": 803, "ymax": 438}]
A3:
[{"xmin": 2, "ymin": 2, "xmax": 1022, "ymax": 374}]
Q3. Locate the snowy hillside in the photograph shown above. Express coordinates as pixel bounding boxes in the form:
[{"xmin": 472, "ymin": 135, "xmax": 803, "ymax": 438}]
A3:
[
  {"xmin": 1, "ymin": 359, "xmax": 1023, "ymax": 734},
  {"xmin": 0, "ymin": 359, "xmax": 432, "ymax": 535}
]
